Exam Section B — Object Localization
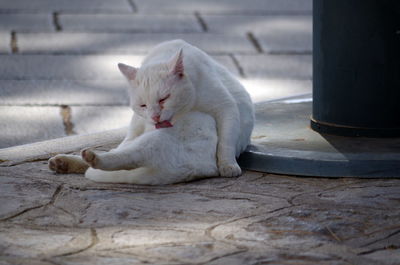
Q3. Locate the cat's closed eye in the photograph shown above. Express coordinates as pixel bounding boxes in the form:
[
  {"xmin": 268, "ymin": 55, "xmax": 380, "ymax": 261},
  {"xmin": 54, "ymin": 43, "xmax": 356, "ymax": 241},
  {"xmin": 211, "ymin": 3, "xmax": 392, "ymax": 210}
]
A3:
[
  {"xmin": 140, "ymin": 104, "xmax": 147, "ymax": 108},
  {"xmin": 159, "ymin": 94, "xmax": 170, "ymax": 104}
]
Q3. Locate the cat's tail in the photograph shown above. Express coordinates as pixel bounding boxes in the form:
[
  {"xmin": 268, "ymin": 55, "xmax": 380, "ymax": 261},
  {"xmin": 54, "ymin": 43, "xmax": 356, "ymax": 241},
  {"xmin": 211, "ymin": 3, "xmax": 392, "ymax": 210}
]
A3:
[{"xmin": 85, "ymin": 167, "xmax": 163, "ymax": 185}]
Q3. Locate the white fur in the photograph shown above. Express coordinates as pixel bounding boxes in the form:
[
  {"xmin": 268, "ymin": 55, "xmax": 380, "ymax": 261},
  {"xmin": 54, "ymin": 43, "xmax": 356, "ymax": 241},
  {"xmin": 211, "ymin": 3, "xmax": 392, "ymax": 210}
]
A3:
[
  {"xmin": 118, "ymin": 39, "xmax": 254, "ymax": 177},
  {"xmin": 49, "ymin": 40, "xmax": 254, "ymax": 184},
  {"xmin": 85, "ymin": 112, "xmax": 218, "ymax": 185}
]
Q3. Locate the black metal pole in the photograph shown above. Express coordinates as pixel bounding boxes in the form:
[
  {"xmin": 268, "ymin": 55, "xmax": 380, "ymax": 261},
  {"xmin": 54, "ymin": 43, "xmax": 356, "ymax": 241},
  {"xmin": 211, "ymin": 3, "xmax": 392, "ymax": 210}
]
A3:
[{"xmin": 311, "ymin": 0, "xmax": 400, "ymax": 137}]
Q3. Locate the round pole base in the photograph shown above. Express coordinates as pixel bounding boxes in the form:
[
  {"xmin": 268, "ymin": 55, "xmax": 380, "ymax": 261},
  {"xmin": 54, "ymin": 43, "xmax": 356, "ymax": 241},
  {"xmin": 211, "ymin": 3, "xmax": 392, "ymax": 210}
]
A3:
[
  {"xmin": 238, "ymin": 95, "xmax": 400, "ymax": 178},
  {"xmin": 310, "ymin": 119, "xmax": 400, "ymax": 138}
]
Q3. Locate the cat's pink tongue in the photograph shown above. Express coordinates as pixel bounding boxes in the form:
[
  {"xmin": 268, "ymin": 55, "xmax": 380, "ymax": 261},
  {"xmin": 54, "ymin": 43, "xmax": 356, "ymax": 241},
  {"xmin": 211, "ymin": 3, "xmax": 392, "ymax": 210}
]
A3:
[{"xmin": 155, "ymin": 120, "xmax": 173, "ymax": 129}]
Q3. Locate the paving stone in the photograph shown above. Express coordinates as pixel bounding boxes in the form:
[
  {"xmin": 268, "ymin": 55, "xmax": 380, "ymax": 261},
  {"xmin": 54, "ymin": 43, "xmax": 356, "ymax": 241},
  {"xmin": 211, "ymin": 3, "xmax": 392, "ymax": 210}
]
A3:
[
  {"xmin": 17, "ymin": 33, "xmax": 255, "ymax": 54},
  {"xmin": 102, "ymin": 227, "xmax": 207, "ymax": 247},
  {"xmin": 0, "ymin": 80, "xmax": 129, "ymax": 106},
  {"xmin": 0, "ymin": 224, "xmax": 92, "ymax": 258},
  {"xmin": 83, "ymin": 236, "xmax": 240, "ymax": 265},
  {"xmin": 0, "ymin": 0, "xmax": 132, "ymax": 13},
  {"xmin": 0, "ymin": 106, "xmax": 65, "ymax": 148},
  {"xmin": 204, "ymin": 15, "xmax": 312, "ymax": 53},
  {"xmin": 0, "ymin": 54, "xmax": 239, "ymax": 80},
  {"xmin": 0, "ymin": 176, "xmax": 59, "ymax": 220},
  {"xmin": 235, "ymin": 54, "xmax": 312, "ymax": 79},
  {"xmin": 51, "ymin": 255, "xmax": 143, "ymax": 265},
  {"xmin": 11, "ymin": 179, "xmax": 288, "ymax": 228},
  {"xmin": 362, "ymin": 249, "xmax": 400, "ymax": 265},
  {"xmin": 316, "ymin": 185, "xmax": 400, "ymax": 210},
  {"xmin": 70, "ymin": 106, "xmax": 132, "ymax": 135},
  {"xmin": 0, "ymin": 32, "xmax": 10, "ymax": 53},
  {"xmin": 0, "ymin": 257, "xmax": 56, "ymax": 265},
  {"xmin": 135, "ymin": 0, "xmax": 312, "ymax": 14},
  {"xmin": 239, "ymin": 79, "xmax": 311, "ymax": 103},
  {"xmin": 0, "ymin": 79, "xmax": 310, "ymax": 106},
  {"xmin": 60, "ymin": 14, "xmax": 202, "ymax": 33},
  {"xmin": 0, "ymin": 14, "xmax": 52, "ymax": 32},
  {"xmin": 0, "ymin": 55, "xmax": 142, "ymax": 80}
]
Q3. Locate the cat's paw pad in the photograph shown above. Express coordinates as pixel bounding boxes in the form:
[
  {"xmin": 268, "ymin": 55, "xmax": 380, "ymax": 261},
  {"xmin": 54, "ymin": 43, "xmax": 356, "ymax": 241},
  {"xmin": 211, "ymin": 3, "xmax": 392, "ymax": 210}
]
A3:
[
  {"xmin": 218, "ymin": 162, "xmax": 242, "ymax": 177},
  {"xmin": 48, "ymin": 156, "xmax": 69, "ymax": 174},
  {"xmin": 81, "ymin": 148, "xmax": 99, "ymax": 168}
]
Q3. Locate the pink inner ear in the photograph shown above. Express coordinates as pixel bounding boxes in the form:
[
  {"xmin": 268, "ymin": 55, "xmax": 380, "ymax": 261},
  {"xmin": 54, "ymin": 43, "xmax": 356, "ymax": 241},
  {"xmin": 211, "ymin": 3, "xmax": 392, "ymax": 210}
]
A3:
[
  {"xmin": 118, "ymin": 63, "xmax": 137, "ymax": 80},
  {"xmin": 172, "ymin": 49, "xmax": 184, "ymax": 77}
]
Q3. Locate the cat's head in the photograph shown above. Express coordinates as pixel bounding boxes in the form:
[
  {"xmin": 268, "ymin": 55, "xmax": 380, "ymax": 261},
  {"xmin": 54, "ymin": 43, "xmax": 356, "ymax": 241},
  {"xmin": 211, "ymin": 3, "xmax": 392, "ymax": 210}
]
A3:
[{"xmin": 118, "ymin": 49, "xmax": 195, "ymax": 128}]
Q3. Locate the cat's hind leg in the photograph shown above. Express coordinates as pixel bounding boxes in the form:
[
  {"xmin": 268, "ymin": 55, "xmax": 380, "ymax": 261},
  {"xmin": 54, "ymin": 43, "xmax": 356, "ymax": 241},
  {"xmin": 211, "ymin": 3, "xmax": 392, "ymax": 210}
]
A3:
[
  {"xmin": 81, "ymin": 145, "xmax": 141, "ymax": 171},
  {"xmin": 81, "ymin": 129, "xmax": 174, "ymax": 171},
  {"xmin": 48, "ymin": 154, "xmax": 89, "ymax": 174}
]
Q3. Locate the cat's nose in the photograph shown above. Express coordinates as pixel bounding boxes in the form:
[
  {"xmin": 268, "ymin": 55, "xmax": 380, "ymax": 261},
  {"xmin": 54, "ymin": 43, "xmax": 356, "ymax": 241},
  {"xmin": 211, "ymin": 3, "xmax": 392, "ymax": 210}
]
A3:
[{"xmin": 152, "ymin": 115, "xmax": 161, "ymax": 123}]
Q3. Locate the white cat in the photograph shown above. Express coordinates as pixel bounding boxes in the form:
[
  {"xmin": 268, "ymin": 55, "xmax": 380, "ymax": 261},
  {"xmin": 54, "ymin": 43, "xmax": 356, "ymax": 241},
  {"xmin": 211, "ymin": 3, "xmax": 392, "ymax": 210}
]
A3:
[{"xmin": 48, "ymin": 39, "xmax": 254, "ymax": 184}]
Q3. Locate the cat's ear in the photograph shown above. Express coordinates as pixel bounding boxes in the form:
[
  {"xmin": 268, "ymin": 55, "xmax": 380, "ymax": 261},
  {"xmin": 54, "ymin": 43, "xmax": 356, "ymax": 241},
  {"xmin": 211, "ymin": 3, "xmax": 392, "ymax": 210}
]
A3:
[
  {"xmin": 118, "ymin": 63, "xmax": 137, "ymax": 80},
  {"xmin": 169, "ymin": 49, "xmax": 184, "ymax": 78}
]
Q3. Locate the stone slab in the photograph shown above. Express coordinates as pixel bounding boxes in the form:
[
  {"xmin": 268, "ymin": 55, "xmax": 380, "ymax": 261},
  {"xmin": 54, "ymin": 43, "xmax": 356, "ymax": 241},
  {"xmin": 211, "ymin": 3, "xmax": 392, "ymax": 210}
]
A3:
[
  {"xmin": 0, "ymin": 224, "xmax": 92, "ymax": 258},
  {"xmin": 239, "ymin": 79, "xmax": 311, "ymax": 103},
  {"xmin": 0, "ymin": 0, "xmax": 133, "ymax": 13},
  {"xmin": 0, "ymin": 78, "xmax": 310, "ymax": 106},
  {"xmin": 60, "ymin": 14, "xmax": 202, "ymax": 33},
  {"xmin": 0, "ymin": 14, "xmax": 53, "ymax": 32},
  {"xmin": 0, "ymin": 106, "xmax": 65, "ymax": 148},
  {"xmin": 362, "ymin": 249, "xmax": 400, "ymax": 265},
  {"xmin": 71, "ymin": 106, "xmax": 132, "ymax": 135},
  {"xmin": 17, "ymin": 33, "xmax": 255, "ymax": 54},
  {"xmin": 135, "ymin": 0, "xmax": 312, "ymax": 14},
  {"xmin": 0, "ymin": 54, "xmax": 143, "ymax": 80},
  {"xmin": 204, "ymin": 15, "xmax": 312, "ymax": 53},
  {"xmin": 0, "ymin": 54, "xmax": 239, "ymax": 80},
  {"xmin": 235, "ymin": 54, "xmax": 312, "ymax": 79},
  {"xmin": 256, "ymin": 33, "xmax": 312, "ymax": 55},
  {"xmin": 0, "ymin": 80, "xmax": 129, "ymax": 106},
  {"xmin": 0, "ymin": 176, "xmax": 59, "ymax": 220},
  {"xmin": 0, "ymin": 32, "xmax": 10, "ymax": 53},
  {"xmin": 43, "ymin": 187, "xmax": 281, "ymax": 228}
]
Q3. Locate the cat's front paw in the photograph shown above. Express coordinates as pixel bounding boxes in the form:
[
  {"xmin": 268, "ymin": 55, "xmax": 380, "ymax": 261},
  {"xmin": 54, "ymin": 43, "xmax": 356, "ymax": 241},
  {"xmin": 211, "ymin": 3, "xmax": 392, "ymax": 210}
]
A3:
[
  {"xmin": 218, "ymin": 162, "xmax": 242, "ymax": 177},
  {"xmin": 81, "ymin": 148, "xmax": 99, "ymax": 168},
  {"xmin": 48, "ymin": 155, "xmax": 70, "ymax": 174}
]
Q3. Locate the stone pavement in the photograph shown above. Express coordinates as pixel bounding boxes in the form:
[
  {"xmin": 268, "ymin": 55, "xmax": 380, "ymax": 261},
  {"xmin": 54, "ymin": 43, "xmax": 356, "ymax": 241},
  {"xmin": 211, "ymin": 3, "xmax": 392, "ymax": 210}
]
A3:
[
  {"xmin": 1, "ymin": 150, "xmax": 400, "ymax": 265},
  {"xmin": 1, "ymin": 1, "xmax": 399, "ymax": 265}
]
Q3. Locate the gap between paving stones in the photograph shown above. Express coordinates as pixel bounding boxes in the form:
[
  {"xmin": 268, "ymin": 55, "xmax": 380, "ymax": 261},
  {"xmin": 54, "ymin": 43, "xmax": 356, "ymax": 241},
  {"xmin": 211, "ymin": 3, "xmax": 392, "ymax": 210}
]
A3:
[
  {"xmin": 60, "ymin": 105, "xmax": 75, "ymax": 136},
  {"xmin": 52, "ymin": 12, "xmax": 62, "ymax": 31}
]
